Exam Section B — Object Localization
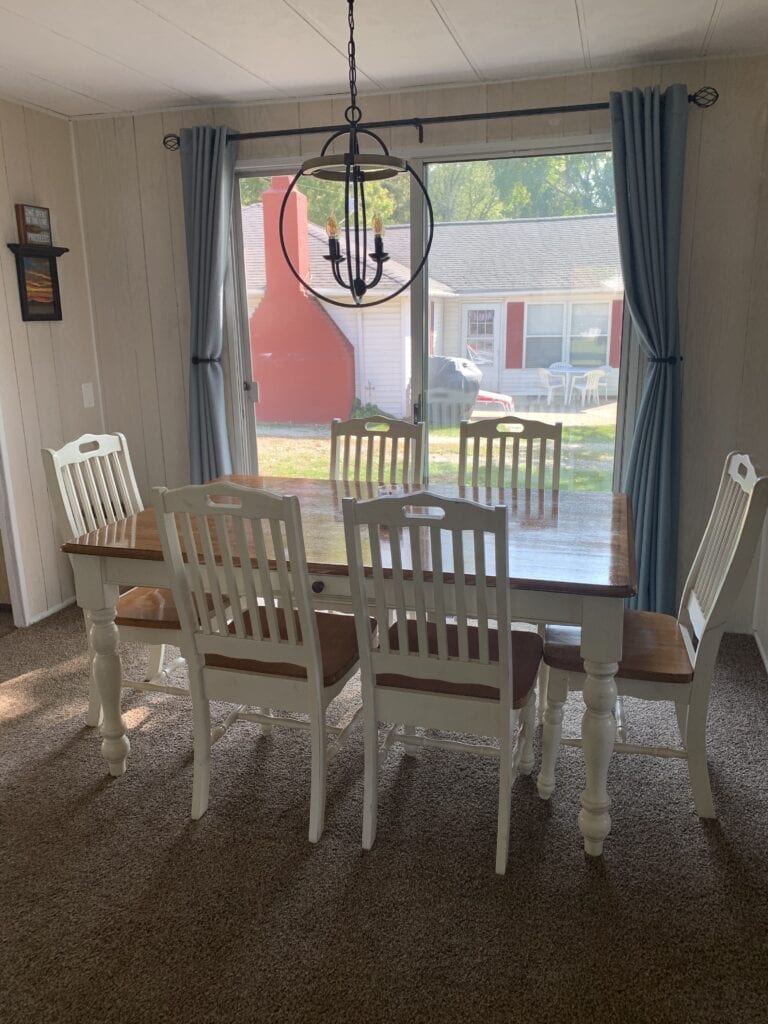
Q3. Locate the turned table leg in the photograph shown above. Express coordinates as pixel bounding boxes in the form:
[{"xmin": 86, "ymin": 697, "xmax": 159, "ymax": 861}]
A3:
[
  {"xmin": 578, "ymin": 599, "xmax": 623, "ymax": 856},
  {"xmin": 88, "ymin": 603, "xmax": 130, "ymax": 776}
]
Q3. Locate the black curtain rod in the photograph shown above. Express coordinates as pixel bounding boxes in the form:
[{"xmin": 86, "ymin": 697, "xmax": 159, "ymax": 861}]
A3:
[{"xmin": 162, "ymin": 86, "xmax": 718, "ymax": 150}]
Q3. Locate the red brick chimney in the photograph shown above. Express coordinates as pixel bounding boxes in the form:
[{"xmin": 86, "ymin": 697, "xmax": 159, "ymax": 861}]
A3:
[
  {"xmin": 249, "ymin": 176, "xmax": 355, "ymax": 424},
  {"xmin": 261, "ymin": 175, "xmax": 309, "ymax": 294}
]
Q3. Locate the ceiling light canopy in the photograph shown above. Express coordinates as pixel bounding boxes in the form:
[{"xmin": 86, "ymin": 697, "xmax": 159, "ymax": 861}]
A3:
[{"xmin": 278, "ymin": 0, "xmax": 434, "ymax": 308}]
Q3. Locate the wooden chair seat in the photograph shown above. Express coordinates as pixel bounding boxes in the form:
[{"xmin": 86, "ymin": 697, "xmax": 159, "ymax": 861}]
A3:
[
  {"xmin": 378, "ymin": 620, "xmax": 543, "ymax": 705},
  {"xmin": 115, "ymin": 587, "xmax": 183, "ymax": 630},
  {"xmin": 544, "ymin": 610, "xmax": 693, "ymax": 684},
  {"xmin": 205, "ymin": 608, "xmax": 374, "ymax": 687}
]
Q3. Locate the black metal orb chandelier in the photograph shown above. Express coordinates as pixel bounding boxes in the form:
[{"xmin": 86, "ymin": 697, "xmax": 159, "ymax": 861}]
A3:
[{"xmin": 278, "ymin": 0, "xmax": 434, "ymax": 308}]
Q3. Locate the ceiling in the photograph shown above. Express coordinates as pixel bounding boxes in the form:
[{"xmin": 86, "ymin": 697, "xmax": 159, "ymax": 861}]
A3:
[{"xmin": 0, "ymin": 1, "xmax": 766, "ymax": 119}]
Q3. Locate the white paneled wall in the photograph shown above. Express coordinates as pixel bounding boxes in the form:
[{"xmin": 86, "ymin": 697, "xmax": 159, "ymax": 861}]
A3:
[
  {"xmin": 0, "ymin": 100, "xmax": 102, "ymax": 624},
  {"xmin": 64, "ymin": 53, "xmax": 768, "ymax": 632}
]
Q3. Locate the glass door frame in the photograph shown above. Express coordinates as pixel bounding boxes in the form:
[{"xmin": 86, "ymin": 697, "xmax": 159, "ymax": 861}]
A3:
[{"xmin": 231, "ymin": 135, "xmax": 632, "ymax": 487}]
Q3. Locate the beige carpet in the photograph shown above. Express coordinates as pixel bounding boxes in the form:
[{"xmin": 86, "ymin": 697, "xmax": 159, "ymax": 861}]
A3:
[{"xmin": 1, "ymin": 606, "xmax": 767, "ymax": 1024}]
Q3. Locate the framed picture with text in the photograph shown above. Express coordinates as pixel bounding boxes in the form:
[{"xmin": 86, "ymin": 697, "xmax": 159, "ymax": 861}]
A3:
[{"xmin": 15, "ymin": 204, "xmax": 52, "ymax": 246}]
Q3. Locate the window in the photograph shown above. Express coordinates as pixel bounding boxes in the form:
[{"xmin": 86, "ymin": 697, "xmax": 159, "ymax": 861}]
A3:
[
  {"xmin": 524, "ymin": 304, "xmax": 564, "ymax": 368},
  {"xmin": 569, "ymin": 303, "xmax": 610, "ymax": 367},
  {"xmin": 466, "ymin": 308, "xmax": 495, "ymax": 364}
]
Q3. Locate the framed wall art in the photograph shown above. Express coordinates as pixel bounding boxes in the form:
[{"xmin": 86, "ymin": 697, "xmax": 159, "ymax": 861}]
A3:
[{"xmin": 7, "ymin": 243, "xmax": 68, "ymax": 321}]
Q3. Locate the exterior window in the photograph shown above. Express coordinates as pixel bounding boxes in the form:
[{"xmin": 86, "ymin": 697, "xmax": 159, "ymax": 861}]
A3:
[
  {"xmin": 466, "ymin": 308, "xmax": 495, "ymax": 364},
  {"xmin": 524, "ymin": 303, "xmax": 564, "ymax": 368},
  {"xmin": 569, "ymin": 302, "xmax": 610, "ymax": 366}
]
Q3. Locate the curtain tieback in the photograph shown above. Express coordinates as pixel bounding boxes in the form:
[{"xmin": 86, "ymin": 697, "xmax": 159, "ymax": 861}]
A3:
[
  {"xmin": 191, "ymin": 356, "xmax": 222, "ymax": 365},
  {"xmin": 649, "ymin": 356, "xmax": 682, "ymax": 365}
]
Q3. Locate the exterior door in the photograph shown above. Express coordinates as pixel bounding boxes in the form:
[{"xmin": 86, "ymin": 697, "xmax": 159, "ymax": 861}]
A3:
[{"xmin": 462, "ymin": 303, "xmax": 502, "ymax": 390}]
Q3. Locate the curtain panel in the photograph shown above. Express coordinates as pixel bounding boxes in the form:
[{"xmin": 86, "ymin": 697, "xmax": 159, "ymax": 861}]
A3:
[
  {"xmin": 180, "ymin": 126, "xmax": 237, "ymax": 484},
  {"xmin": 610, "ymin": 85, "xmax": 688, "ymax": 613}
]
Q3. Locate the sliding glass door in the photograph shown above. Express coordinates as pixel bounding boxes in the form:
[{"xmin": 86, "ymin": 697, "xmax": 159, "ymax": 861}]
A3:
[{"xmin": 233, "ymin": 150, "xmax": 623, "ymax": 489}]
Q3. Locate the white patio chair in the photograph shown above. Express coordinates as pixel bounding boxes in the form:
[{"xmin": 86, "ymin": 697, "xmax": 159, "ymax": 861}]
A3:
[
  {"xmin": 537, "ymin": 452, "xmax": 768, "ymax": 820},
  {"xmin": 330, "ymin": 415, "xmax": 424, "ymax": 485},
  {"xmin": 42, "ymin": 433, "xmax": 187, "ymax": 727},
  {"xmin": 153, "ymin": 481, "xmax": 366, "ymax": 842},
  {"xmin": 458, "ymin": 416, "xmax": 562, "ymax": 490},
  {"xmin": 571, "ymin": 369, "xmax": 605, "ymax": 407},
  {"xmin": 536, "ymin": 367, "xmax": 565, "ymax": 407},
  {"xmin": 343, "ymin": 490, "xmax": 543, "ymax": 874}
]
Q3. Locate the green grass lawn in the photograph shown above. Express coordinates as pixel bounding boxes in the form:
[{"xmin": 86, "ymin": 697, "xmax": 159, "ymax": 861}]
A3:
[{"xmin": 256, "ymin": 424, "xmax": 617, "ymax": 490}]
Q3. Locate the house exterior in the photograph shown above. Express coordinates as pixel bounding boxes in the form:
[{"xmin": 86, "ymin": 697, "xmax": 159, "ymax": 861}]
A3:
[{"xmin": 241, "ymin": 178, "xmax": 624, "ymax": 422}]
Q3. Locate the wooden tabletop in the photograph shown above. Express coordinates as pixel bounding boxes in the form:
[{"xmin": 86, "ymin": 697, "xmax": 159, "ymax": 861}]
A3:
[{"xmin": 63, "ymin": 476, "xmax": 636, "ymax": 598}]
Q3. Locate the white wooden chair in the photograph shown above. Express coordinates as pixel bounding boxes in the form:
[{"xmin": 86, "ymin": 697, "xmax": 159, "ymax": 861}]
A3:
[
  {"xmin": 537, "ymin": 452, "xmax": 768, "ymax": 820},
  {"xmin": 536, "ymin": 368, "xmax": 565, "ymax": 406},
  {"xmin": 153, "ymin": 481, "xmax": 366, "ymax": 842},
  {"xmin": 42, "ymin": 433, "xmax": 187, "ymax": 727},
  {"xmin": 330, "ymin": 416, "xmax": 424, "ymax": 485},
  {"xmin": 342, "ymin": 490, "xmax": 543, "ymax": 874},
  {"xmin": 571, "ymin": 369, "xmax": 605, "ymax": 407},
  {"xmin": 458, "ymin": 416, "xmax": 562, "ymax": 490}
]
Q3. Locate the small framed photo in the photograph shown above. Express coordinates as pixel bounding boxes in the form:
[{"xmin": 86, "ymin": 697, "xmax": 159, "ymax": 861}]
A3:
[
  {"xmin": 15, "ymin": 203, "xmax": 52, "ymax": 246},
  {"xmin": 13, "ymin": 252, "xmax": 62, "ymax": 321}
]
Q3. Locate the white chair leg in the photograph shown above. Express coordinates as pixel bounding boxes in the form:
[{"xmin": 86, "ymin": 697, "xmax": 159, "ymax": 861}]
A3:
[
  {"xmin": 191, "ymin": 699, "xmax": 212, "ymax": 820},
  {"xmin": 83, "ymin": 610, "xmax": 103, "ymax": 728},
  {"xmin": 308, "ymin": 712, "xmax": 327, "ymax": 843},
  {"xmin": 686, "ymin": 710, "xmax": 716, "ymax": 819},
  {"xmin": 537, "ymin": 676, "xmax": 567, "ymax": 799},
  {"xmin": 614, "ymin": 695, "xmax": 628, "ymax": 743},
  {"xmin": 362, "ymin": 709, "xmax": 379, "ymax": 851},
  {"xmin": 519, "ymin": 690, "xmax": 536, "ymax": 776},
  {"xmin": 675, "ymin": 702, "xmax": 689, "ymax": 746},
  {"xmin": 495, "ymin": 711, "xmax": 515, "ymax": 875},
  {"xmin": 536, "ymin": 625, "xmax": 548, "ymax": 724},
  {"xmin": 144, "ymin": 643, "xmax": 166, "ymax": 682}
]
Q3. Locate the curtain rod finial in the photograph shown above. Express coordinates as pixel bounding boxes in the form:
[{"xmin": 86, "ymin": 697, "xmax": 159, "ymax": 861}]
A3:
[
  {"xmin": 163, "ymin": 133, "xmax": 180, "ymax": 151},
  {"xmin": 690, "ymin": 86, "xmax": 718, "ymax": 108}
]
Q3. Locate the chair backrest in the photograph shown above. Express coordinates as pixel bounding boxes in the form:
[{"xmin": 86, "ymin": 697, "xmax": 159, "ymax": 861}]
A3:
[
  {"xmin": 678, "ymin": 452, "xmax": 768, "ymax": 675},
  {"xmin": 343, "ymin": 491, "xmax": 511, "ymax": 703},
  {"xmin": 153, "ymin": 482, "xmax": 322, "ymax": 683},
  {"xmin": 457, "ymin": 416, "xmax": 562, "ymax": 489},
  {"xmin": 330, "ymin": 416, "xmax": 424, "ymax": 485},
  {"xmin": 42, "ymin": 432, "xmax": 143, "ymax": 542}
]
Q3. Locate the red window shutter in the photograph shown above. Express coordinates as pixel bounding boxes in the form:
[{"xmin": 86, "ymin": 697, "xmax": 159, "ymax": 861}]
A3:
[
  {"xmin": 609, "ymin": 299, "xmax": 624, "ymax": 367},
  {"xmin": 505, "ymin": 302, "xmax": 524, "ymax": 369}
]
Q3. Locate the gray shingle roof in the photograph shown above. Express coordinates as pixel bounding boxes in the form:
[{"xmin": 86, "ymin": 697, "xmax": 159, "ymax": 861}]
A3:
[
  {"xmin": 240, "ymin": 204, "xmax": 621, "ymax": 297},
  {"xmin": 384, "ymin": 214, "xmax": 622, "ymax": 293}
]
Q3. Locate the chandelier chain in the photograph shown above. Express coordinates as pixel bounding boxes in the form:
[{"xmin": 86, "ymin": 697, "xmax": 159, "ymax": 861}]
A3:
[{"xmin": 346, "ymin": 0, "xmax": 361, "ymax": 124}]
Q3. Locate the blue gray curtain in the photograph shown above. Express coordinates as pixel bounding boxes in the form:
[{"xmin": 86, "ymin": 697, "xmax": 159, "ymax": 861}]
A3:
[
  {"xmin": 610, "ymin": 85, "xmax": 688, "ymax": 613},
  {"xmin": 180, "ymin": 126, "xmax": 237, "ymax": 483}
]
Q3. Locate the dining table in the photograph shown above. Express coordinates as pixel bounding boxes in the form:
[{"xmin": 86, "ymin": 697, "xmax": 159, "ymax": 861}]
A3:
[{"xmin": 62, "ymin": 475, "xmax": 636, "ymax": 857}]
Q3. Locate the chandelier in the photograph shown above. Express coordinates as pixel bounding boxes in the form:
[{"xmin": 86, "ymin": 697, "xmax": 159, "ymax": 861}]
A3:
[{"xmin": 278, "ymin": 0, "xmax": 434, "ymax": 308}]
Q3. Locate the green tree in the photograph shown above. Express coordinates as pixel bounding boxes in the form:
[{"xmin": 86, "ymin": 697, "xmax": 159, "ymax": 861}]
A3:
[
  {"xmin": 426, "ymin": 161, "xmax": 503, "ymax": 222},
  {"xmin": 239, "ymin": 174, "xmax": 403, "ymax": 229},
  {"xmin": 493, "ymin": 153, "xmax": 615, "ymax": 218}
]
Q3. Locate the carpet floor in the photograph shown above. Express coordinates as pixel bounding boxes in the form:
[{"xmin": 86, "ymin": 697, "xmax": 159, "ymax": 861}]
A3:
[{"xmin": 1, "ymin": 605, "xmax": 767, "ymax": 1024}]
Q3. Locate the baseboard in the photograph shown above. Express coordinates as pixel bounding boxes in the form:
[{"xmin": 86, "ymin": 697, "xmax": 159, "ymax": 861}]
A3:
[{"xmin": 24, "ymin": 595, "xmax": 77, "ymax": 626}]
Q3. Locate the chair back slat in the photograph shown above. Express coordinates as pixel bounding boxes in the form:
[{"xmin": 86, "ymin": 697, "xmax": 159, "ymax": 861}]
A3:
[
  {"xmin": 42, "ymin": 432, "xmax": 144, "ymax": 543},
  {"xmin": 458, "ymin": 417, "xmax": 562, "ymax": 490},
  {"xmin": 343, "ymin": 491, "xmax": 511, "ymax": 697},
  {"xmin": 153, "ymin": 484, "xmax": 322, "ymax": 681},
  {"xmin": 330, "ymin": 416, "xmax": 425, "ymax": 485},
  {"xmin": 679, "ymin": 453, "xmax": 768, "ymax": 664}
]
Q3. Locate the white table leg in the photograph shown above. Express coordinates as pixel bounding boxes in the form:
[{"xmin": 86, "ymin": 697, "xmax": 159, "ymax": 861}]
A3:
[
  {"xmin": 89, "ymin": 604, "xmax": 130, "ymax": 776},
  {"xmin": 578, "ymin": 599, "xmax": 623, "ymax": 856},
  {"xmin": 578, "ymin": 658, "xmax": 619, "ymax": 855}
]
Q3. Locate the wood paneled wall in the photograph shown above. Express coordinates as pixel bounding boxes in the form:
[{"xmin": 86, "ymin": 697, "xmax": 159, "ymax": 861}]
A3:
[
  {"xmin": 72, "ymin": 54, "xmax": 768, "ymax": 630},
  {"xmin": 0, "ymin": 100, "xmax": 102, "ymax": 624}
]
